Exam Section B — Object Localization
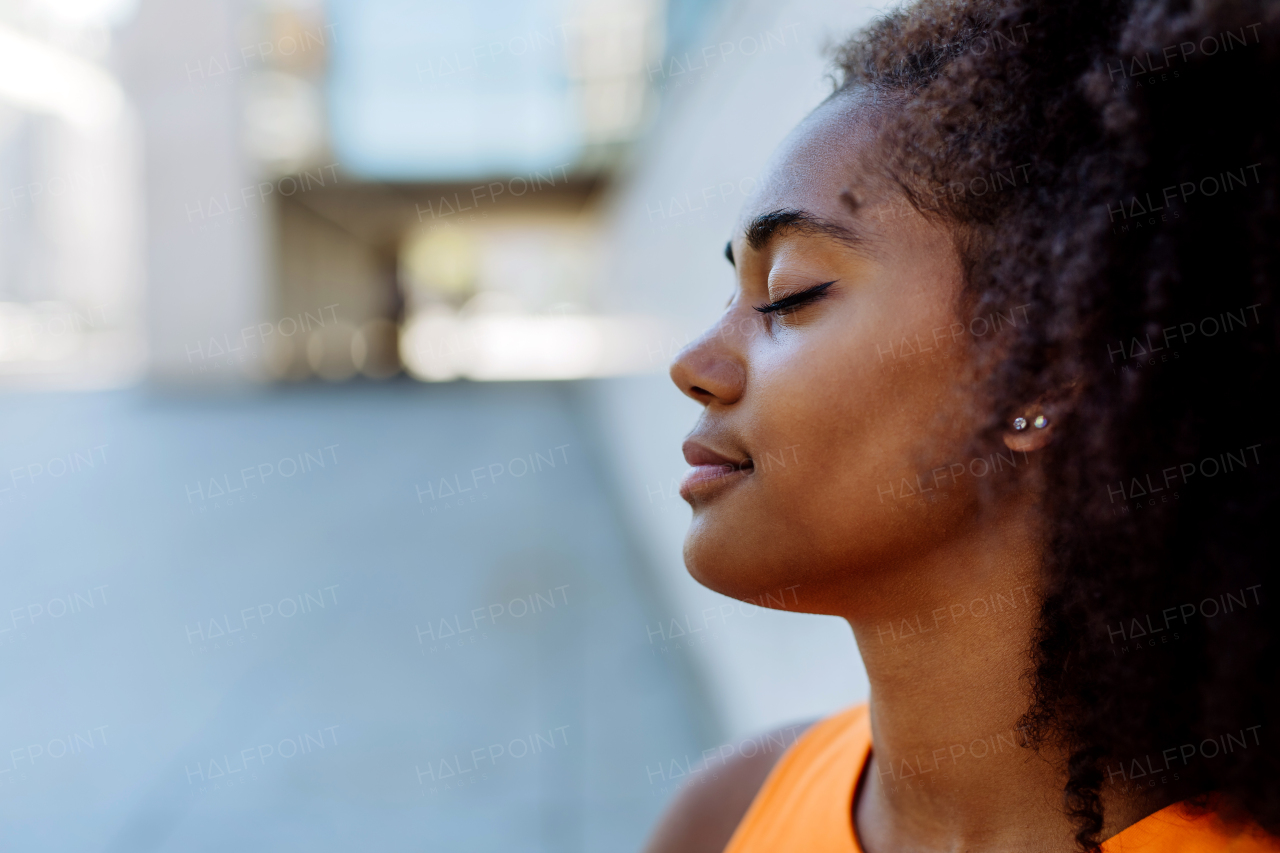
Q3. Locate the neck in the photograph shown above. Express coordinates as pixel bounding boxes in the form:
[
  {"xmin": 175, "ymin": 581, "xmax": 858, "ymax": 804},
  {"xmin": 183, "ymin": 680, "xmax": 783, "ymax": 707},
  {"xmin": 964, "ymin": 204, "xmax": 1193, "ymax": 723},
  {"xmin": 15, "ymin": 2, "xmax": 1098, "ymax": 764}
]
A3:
[{"xmin": 843, "ymin": 500, "xmax": 1164, "ymax": 852}]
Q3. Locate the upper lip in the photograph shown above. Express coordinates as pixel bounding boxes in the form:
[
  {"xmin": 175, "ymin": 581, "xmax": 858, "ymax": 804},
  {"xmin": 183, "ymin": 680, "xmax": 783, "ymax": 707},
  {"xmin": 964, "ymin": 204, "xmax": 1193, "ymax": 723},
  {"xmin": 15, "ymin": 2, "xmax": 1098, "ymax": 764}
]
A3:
[{"xmin": 682, "ymin": 438, "xmax": 752, "ymax": 470}]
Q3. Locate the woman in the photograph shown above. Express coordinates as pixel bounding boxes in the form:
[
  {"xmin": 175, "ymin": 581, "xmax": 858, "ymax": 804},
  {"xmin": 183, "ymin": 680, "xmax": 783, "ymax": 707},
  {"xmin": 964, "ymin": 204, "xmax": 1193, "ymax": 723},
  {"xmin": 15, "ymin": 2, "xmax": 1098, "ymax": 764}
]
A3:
[{"xmin": 644, "ymin": 0, "xmax": 1278, "ymax": 851}]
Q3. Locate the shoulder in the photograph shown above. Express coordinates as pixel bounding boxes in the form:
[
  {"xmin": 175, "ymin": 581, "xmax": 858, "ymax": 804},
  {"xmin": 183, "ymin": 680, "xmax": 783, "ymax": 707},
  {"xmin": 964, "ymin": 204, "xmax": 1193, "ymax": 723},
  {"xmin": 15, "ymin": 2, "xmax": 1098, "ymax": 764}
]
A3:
[{"xmin": 640, "ymin": 721, "xmax": 815, "ymax": 853}]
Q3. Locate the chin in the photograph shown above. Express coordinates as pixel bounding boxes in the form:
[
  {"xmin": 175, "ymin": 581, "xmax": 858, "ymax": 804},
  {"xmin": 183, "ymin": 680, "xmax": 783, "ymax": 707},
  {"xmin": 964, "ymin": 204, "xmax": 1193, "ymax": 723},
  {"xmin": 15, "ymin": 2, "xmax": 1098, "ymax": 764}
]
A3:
[{"xmin": 682, "ymin": 512, "xmax": 813, "ymax": 606}]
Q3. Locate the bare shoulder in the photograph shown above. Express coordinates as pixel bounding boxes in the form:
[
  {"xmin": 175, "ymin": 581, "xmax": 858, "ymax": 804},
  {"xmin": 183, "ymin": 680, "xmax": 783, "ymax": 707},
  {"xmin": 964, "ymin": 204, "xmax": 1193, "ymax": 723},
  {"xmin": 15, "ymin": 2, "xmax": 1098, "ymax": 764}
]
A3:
[{"xmin": 640, "ymin": 721, "xmax": 815, "ymax": 853}]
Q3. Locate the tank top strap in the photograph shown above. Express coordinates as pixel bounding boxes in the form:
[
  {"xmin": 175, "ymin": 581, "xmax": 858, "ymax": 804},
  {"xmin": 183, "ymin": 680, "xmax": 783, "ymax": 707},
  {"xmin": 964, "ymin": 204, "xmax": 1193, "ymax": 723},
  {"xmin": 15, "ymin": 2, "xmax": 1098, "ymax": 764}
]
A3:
[
  {"xmin": 1102, "ymin": 799, "xmax": 1280, "ymax": 853},
  {"xmin": 724, "ymin": 703, "xmax": 871, "ymax": 853}
]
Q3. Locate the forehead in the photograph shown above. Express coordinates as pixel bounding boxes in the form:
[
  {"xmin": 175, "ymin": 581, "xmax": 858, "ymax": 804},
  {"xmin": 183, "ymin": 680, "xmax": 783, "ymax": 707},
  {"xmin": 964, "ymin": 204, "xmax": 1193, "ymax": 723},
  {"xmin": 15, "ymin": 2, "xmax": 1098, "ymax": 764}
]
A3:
[{"xmin": 737, "ymin": 90, "xmax": 891, "ymax": 237}]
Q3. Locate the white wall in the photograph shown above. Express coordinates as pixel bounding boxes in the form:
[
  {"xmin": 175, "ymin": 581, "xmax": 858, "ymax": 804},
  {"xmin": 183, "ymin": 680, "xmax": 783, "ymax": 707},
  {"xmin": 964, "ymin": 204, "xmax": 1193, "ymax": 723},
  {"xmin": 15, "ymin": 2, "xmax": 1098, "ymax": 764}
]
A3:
[
  {"xmin": 118, "ymin": 0, "xmax": 270, "ymax": 386},
  {"xmin": 589, "ymin": 0, "xmax": 884, "ymax": 740}
]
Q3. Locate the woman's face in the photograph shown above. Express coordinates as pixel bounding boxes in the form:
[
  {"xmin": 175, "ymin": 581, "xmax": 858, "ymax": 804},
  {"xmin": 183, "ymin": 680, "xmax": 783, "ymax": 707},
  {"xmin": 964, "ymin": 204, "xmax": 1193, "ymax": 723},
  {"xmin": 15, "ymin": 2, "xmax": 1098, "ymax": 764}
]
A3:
[{"xmin": 670, "ymin": 91, "xmax": 987, "ymax": 612}]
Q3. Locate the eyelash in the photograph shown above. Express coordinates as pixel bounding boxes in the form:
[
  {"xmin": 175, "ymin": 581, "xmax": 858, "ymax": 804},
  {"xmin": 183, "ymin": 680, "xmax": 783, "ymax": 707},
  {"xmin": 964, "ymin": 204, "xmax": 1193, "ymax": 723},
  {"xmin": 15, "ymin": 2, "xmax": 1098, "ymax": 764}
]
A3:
[{"xmin": 753, "ymin": 280, "xmax": 837, "ymax": 315}]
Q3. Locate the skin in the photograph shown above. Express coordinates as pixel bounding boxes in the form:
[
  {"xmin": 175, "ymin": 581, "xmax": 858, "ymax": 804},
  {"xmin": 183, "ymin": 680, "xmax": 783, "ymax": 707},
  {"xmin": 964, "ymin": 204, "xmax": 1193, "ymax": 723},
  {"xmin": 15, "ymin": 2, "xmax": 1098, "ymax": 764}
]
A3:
[
  {"xmin": 652, "ymin": 89, "xmax": 1171, "ymax": 853},
  {"xmin": 640, "ymin": 722, "xmax": 813, "ymax": 853}
]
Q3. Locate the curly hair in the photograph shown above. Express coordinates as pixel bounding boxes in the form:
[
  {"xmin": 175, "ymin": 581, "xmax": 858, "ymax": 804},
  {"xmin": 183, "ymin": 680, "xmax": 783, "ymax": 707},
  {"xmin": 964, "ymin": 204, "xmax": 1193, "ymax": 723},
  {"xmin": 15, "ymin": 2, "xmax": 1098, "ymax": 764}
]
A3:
[{"xmin": 832, "ymin": 0, "xmax": 1280, "ymax": 849}]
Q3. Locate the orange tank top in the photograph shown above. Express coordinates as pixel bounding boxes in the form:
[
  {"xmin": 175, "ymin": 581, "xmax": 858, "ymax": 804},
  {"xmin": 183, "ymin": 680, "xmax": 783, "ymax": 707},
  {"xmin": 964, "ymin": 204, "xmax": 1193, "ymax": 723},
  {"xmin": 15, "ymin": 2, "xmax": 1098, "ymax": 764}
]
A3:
[{"xmin": 724, "ymin": 703, "xmax": 1279, "ymax": 853}]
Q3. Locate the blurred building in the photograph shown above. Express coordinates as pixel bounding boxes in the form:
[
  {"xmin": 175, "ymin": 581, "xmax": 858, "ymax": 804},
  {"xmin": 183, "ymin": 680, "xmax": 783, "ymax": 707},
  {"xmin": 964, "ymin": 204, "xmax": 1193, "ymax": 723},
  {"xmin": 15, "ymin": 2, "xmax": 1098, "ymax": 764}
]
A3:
[
  {"xmin": 0, "ymin": 0, "xmax": 144, "ymax": 387},
  {"xmin": 0, "ymin": 0, "xmax": 876, "ymax": 849}
]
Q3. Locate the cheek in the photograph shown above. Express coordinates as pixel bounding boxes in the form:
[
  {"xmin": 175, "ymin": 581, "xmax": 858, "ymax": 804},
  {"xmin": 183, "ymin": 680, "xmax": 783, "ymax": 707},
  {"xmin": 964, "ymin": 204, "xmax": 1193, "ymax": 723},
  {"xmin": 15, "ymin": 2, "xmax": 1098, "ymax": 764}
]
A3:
[{"xmin": 753, "ymin": 304, "xmax": 976, "ymax": 501}]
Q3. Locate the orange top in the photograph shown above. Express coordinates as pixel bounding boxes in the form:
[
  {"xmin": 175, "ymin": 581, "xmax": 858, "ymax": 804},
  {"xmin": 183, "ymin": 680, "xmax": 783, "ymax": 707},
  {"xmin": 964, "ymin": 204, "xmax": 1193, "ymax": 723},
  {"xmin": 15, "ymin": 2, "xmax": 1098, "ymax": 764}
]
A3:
[{"xmin": 725, "ymin": 704, "xmax": 1279, "ymax": 853}]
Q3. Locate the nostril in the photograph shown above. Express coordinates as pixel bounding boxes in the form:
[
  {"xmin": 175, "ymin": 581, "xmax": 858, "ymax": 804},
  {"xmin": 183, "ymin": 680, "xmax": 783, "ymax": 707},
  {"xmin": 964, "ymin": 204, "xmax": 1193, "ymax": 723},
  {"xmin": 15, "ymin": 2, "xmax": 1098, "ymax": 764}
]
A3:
[{"xmin": 691, "ymin": 385, "xmax": 711, "ymax": 396}]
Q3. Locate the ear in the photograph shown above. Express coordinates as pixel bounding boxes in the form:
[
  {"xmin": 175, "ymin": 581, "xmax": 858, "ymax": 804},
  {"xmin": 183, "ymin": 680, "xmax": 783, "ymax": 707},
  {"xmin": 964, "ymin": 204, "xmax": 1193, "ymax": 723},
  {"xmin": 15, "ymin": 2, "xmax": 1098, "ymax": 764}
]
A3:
[
  {"xmin": 1001, "ymin": 375, "xmax": 1080, "ymax": 453},
  {"xmin": 1002, "ymin": 413, "xmax": 1053, "ymax": 453}
]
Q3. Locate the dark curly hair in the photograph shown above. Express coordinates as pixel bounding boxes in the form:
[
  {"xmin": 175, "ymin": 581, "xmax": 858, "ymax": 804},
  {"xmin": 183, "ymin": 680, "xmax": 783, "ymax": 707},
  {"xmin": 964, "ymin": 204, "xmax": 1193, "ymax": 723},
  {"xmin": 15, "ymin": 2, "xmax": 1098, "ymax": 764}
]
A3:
[{"xmin": 832, "ymin": 0, "xmax": 1279, "ymax": 849}]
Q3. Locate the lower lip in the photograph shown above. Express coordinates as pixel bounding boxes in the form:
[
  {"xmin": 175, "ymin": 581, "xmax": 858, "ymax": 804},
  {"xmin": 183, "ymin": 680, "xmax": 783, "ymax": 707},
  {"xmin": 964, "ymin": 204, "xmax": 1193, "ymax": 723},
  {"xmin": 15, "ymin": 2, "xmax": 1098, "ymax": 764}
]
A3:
[{"xmin": 678, "ymin": 463, "xmax": 752, "ymax": 502}]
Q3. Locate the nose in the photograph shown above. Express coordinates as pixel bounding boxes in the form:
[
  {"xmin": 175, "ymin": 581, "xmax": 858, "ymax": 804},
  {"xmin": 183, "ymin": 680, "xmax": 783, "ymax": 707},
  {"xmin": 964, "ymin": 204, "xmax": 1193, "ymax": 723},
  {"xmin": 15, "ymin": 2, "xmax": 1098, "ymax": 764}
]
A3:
[{"xmin": 669, "ymin": 323, "xmax": 746, "ymax": 406}]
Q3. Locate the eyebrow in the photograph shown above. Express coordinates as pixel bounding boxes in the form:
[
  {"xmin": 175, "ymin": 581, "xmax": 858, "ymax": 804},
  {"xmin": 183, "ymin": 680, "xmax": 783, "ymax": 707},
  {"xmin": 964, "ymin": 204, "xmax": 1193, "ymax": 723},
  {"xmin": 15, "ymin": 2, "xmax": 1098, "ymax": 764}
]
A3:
[{"xmin": 725, "ymin": 207, "xmax": 867, "ymax": 267}]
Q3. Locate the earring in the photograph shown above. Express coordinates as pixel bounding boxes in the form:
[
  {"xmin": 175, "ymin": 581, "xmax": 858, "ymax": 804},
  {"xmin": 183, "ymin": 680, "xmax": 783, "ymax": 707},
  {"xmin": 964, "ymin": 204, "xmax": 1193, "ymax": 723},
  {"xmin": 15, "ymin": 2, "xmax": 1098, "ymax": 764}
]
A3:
[
  {"xmin": 1013, "ymin": 417, "xmax": 1027, "ymax": 430},
  {"xmin": 1033, "ymin": 415, "xmax": 1049, "ymax": 429}
]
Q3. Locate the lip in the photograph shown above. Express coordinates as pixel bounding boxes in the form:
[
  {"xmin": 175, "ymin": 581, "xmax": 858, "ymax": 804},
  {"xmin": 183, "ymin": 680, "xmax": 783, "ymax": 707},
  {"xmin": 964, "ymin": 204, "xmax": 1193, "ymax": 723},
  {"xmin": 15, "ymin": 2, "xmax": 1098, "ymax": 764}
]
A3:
[{"xmin": 679, "ymin": 439, "xmax": 754, "ymax": 503}]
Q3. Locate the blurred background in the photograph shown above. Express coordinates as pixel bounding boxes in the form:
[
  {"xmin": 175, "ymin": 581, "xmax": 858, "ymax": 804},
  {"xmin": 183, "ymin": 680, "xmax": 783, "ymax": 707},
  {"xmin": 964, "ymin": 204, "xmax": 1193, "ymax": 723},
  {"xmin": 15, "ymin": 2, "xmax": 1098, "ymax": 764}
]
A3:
[{"xmin": 0, "ymin": 0, "xmax": 875, "ymax": 849}]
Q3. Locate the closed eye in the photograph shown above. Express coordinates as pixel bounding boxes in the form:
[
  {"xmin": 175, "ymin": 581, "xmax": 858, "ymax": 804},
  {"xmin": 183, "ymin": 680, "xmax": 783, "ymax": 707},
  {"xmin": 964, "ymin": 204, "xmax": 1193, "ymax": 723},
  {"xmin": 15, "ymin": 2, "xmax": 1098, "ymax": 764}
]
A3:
[{"xmin": 754, "ymin": 280, "xmax": 837, "ymax": 314}]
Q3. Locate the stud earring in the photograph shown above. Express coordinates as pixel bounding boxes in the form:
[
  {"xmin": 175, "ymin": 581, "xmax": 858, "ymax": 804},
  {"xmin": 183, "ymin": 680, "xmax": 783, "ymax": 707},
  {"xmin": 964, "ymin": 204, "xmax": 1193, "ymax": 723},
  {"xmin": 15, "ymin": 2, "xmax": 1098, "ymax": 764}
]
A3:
[
  {"xmin": 1033, "ymin": 415, "xmax": 1049, "ymax": 429},
  {"xmin": 1013, "ymin": 417, "xmax": 1027, "ymax": 430}
]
